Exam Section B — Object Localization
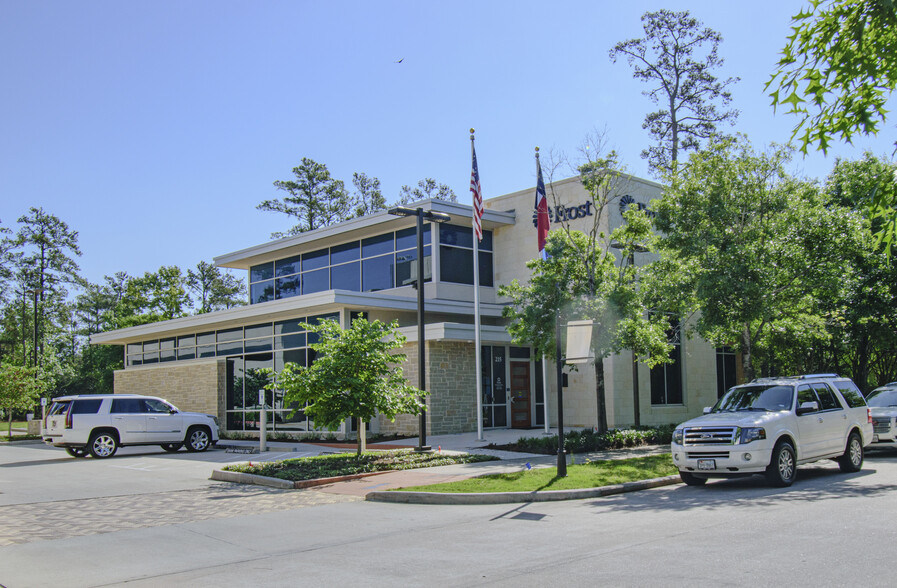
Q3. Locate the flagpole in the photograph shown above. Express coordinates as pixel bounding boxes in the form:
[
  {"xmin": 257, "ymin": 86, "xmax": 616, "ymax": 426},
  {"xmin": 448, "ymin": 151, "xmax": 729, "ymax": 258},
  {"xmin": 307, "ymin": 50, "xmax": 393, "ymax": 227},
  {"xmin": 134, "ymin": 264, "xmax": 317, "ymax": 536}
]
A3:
[
  {"xmin": 471, "ymin": 129, "xmax": 485, "ymax": 441},
  {"xmin": 536, "ymin": 147, "xmax": 551, "ymax": 435}
]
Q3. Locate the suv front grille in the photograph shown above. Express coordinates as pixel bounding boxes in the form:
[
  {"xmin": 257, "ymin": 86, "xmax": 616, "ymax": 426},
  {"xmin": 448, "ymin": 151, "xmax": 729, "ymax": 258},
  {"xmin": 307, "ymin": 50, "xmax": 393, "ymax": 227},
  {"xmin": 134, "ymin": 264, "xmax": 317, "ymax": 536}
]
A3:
[
  {"xmin": 683, "ymin": 427, "xmax": 738, "ymax": 445},
  {"xmin": 872, "ymin": 417, "xmax": 892, "ymax": 433},
  {"xmin": 687, "ymin": 451, "xmax": 730, "ymax": 459}
]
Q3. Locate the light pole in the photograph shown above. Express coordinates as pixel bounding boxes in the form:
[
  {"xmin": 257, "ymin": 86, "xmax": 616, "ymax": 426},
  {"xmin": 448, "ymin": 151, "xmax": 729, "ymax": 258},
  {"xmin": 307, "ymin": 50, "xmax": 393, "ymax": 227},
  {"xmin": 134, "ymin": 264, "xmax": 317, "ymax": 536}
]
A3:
[
  {"xmin": 387, "ymin": 206, "xmax": 451, "ymax": 452},
  {"xmin": 24, "ymin": 288, "xmax": 42, "ymax": 368},
  {"xmin": 555, "ymin": 301, "xmax": 567, "ymax": 477}
]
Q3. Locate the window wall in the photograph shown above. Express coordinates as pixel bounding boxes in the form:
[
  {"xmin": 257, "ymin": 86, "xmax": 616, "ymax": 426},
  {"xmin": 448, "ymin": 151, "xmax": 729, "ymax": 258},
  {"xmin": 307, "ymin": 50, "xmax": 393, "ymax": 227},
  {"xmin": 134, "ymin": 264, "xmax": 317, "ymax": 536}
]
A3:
[
  {"xmin": 248, "ymin": 226, "xmax": 432, "ymax": 304},
  {"xmin": 650, "ymin": 316, "xmax": 683, "ymax": 405},
  {"xmin": 125, "ymin": 313, "xmax": 339, "ymax": 433},
  {"xmin": 439, "ymin": 225, "xmax": 493, "ymax": 286}
]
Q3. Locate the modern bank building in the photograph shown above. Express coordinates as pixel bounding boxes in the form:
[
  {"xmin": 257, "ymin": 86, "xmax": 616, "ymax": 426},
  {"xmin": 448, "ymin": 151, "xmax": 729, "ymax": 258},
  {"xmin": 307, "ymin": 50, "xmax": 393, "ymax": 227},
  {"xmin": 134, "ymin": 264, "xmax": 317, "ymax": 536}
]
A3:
[{"xmin": 92, "ymin": 173, "xmax": 738, "ymax": 438}]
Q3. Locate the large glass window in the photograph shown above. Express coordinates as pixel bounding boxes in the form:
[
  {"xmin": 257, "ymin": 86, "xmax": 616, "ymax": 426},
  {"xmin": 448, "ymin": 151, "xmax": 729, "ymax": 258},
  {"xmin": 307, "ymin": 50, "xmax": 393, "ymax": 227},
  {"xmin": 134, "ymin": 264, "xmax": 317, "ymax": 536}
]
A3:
[
  {"xmin": 439, "ymin": 225, "xmax": 493, "ymax": 287},
  {"xmin": 716, "ymin": 346, "xmax": 737, "ymax": 399},
  {"xmin": 651, "ymin": 316, "xmax": 683, "ymax": 405},
  {"xmin": 481, "ymin": 345, "xmax": 508, "ymax": 428}
]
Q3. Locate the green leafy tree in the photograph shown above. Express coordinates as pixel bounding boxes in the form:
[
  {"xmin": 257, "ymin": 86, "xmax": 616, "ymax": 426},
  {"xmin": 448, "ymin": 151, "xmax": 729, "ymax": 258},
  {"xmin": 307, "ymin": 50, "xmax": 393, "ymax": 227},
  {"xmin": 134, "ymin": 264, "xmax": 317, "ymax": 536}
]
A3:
[
  {"xmin": 609, "ymin": 9, "xmax": 739, "ymax": 175},
  {"xmin": 652, "ymin": 136, "xmax": 861, "ymax": 381},
  {"xmin": 268, "ymin": 318, "xmax": 426, "ymax": 455},
  {"xmin": 258, "ymin": 158, "xmax": 357, "ymax": 238},
  {"xmin": 186, "ymin": 261, "xmax": 246, "ymax": 314},
  {"xmin": 352, "ymin": 172, "xmax": 387, "ymax": 217},
  {"xmin": 396, "ymin": 178, "xmax": 457, "ymax": 205},
  {"xmin": 0, "ymin": 363, "xmax": 47, "ymax": 437},
  {"xmin": 500, "ymin": 150, "xmax": 671, "ymax": 431}
]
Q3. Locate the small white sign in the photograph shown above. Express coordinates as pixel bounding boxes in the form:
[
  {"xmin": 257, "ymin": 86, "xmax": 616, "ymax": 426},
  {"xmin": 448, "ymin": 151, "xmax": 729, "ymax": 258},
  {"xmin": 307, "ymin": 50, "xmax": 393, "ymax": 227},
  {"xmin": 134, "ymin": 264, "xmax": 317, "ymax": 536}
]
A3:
[
  {"xmin": 40, "ymin": 397, "xmax": 47, "ymax": 406},
  {"xmin": 565, "ymin": 320, "xmax": 595, "ymax": 364}
]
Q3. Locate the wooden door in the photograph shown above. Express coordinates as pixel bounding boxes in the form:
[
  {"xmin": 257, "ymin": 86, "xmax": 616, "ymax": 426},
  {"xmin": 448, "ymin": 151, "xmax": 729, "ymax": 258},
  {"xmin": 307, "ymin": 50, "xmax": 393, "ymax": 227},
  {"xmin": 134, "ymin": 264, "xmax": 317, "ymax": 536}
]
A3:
[{"xmin": 510, "ymin": 362, "xmax": 531, "ymax": 429}]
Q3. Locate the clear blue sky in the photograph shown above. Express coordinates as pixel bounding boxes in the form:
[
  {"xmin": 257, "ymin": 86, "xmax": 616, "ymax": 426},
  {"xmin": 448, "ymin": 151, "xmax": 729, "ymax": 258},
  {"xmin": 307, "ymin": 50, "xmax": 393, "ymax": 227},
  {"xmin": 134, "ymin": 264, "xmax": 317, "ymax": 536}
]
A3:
[{"xmin": 2, "ymin": 0, "xmax": 894, "ymax": 288}]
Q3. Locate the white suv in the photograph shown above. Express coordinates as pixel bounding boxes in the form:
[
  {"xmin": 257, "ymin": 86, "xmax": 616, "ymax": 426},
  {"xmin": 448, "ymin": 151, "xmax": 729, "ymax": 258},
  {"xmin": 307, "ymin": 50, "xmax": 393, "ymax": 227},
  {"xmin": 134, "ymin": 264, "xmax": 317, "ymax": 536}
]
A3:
[
  {"xmin": 42, "ymin": 394, "xmax": 219, "ymax": 459},
  {"xmin": 865, "ymin": 384, "xmax": 897, "ymax": 445},
  {"xmin": 671, "ymin": 374, "xmax": 872, "ymax": 487}
]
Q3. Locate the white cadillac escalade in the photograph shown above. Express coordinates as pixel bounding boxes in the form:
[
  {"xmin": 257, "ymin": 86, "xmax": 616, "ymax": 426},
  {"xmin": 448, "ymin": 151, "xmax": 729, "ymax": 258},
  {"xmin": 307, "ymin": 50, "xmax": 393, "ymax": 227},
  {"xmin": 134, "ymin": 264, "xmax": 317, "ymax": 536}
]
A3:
[
  {"xmin": 42, "ymin": 394, "xmax": 219, "ymax": 458},
  {"xmin": 671, "ymin": 374, "xmax": 872, "ymax": 487}
]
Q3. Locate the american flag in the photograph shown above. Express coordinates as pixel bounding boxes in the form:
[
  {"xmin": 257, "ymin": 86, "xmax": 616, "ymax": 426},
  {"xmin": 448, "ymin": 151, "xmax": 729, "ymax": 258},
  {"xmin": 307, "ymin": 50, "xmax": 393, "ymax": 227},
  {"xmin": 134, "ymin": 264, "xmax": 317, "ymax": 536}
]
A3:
[
  {"xmin": 471, "ymin": 142, "xmax": 483, "ymax": 241},
  {"xmin": 535, "ymin": 156, "xmax": 549, "ymax": 259}
]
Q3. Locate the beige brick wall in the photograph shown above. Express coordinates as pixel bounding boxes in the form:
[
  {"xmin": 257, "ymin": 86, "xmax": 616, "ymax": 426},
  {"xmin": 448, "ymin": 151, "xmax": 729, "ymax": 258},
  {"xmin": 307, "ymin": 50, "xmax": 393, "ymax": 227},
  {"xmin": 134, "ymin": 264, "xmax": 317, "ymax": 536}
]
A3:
[{"xmin": 113, "ymin": 360, "xmax": 222, "ymax": 418}]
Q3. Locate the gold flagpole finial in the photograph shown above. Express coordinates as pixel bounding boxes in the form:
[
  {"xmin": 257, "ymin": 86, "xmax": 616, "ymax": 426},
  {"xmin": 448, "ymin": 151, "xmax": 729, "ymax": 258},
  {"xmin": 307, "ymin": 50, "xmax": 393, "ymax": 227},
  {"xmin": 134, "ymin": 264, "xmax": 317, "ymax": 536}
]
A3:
[
  {"xmin": 535, "ymin": 146, "xmax": 540, "ymax": 160},
  {"xmin": 470, "ymin": 128, "xmax": 475, "ymax": 140}
]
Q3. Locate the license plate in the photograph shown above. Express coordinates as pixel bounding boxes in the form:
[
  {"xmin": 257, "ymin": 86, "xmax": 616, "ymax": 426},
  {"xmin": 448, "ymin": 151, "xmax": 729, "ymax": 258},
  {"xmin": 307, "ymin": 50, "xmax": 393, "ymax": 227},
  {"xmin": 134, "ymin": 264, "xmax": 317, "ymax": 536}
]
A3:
[{"xmin": 697, "ymin": 459, "xmax": 716, "ymax": 470}]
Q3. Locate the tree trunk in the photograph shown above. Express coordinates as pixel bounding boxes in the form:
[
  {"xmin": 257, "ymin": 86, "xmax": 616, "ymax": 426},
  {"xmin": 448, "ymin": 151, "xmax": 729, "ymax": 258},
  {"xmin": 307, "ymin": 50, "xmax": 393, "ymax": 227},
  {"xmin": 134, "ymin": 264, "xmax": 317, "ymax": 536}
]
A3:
[
  {"xmin": 356, "ymin": 420, "xmax": 366, "ymax": 456},
  {"xmin": 741, "ymin": 326, "xmax": 755, "ymax": 382},
  {"xmin": 594, "ymin": 359, "xmax": 608, "ymax": 434}
]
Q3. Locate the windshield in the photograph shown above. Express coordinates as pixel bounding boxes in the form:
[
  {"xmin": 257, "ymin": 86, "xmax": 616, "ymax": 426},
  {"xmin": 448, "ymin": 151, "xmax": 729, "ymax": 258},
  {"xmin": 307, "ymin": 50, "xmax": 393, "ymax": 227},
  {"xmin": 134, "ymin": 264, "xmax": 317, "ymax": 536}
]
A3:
[
  {"xmin": 866, "ymin": 388, "xmax": 897, "ymax": 408},
  {"xmin": 713, "ymin": 385, "xmax": 794, "ymax": 413}
]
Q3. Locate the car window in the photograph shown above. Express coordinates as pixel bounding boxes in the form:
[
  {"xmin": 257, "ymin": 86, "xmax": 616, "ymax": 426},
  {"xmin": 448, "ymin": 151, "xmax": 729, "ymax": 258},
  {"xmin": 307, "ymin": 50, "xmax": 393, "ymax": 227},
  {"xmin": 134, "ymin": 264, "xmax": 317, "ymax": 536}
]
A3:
[
  {"xmin": 812, "ymin": 383, "xmax": 842, "ymax": 411},
  {"xmin": 47, "ymin": 401, "xmax": 71, "ymax": 416},
  {"xmin": 797, "ymin": 385, "xmax": 819, "ymax": 412},
  {"xmin": 71, "ymin": 399, "xmax": 102, "ymax": 414},
  {"xmin": 836, "ymin": 381, "xmax": 867, "ymax": 408},
  {"xmin": 144, "ymin": 399, "xmax": 172, "ymax": 413},
  {"xmin": 111, "ymin": 398, "xmax": 144, "ymax": 414},
  {"xmin": 866, "ymin": 388, "xmax": 897, "ymax": 407},
  {"xmin": 712, "ymin": 385, "xmax": 794, "ymax": 412}
]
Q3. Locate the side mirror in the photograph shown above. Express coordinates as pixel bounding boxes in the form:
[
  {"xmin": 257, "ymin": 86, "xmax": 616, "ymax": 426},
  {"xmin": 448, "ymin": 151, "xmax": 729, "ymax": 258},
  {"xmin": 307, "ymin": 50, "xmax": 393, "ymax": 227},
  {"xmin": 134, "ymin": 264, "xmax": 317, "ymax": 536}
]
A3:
[
  {"xmin": 703, "ymin": 406, "xmax": 712, "ymax": 414},
  {"xmin": 797, "ymin": 401, "xmax": 819, "ymax": 416}
]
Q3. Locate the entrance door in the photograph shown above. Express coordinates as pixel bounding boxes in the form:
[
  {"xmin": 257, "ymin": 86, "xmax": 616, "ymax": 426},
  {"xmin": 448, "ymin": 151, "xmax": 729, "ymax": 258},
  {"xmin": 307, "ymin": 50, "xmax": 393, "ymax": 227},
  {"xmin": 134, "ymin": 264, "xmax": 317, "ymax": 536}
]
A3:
[{"xmin": 510, "ymin": 362, "xmax": 532, "ymax": 429}]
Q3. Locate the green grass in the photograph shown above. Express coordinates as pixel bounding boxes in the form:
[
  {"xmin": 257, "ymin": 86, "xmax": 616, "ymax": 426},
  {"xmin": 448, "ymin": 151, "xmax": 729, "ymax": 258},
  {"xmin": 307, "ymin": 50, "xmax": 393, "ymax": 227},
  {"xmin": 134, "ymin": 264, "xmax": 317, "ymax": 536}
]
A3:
[
  {"xmin": 394, "ymin": 454, "xmax": 677, "ymax": 493},
  {"xmin": 223, "ymin": 449, "xmax": 498, "ymax": 482}
]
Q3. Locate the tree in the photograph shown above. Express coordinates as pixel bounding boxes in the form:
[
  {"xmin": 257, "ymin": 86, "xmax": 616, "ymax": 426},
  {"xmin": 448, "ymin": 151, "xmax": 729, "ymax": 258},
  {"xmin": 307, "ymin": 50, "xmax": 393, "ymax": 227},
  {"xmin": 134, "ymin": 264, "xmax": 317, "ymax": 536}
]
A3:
[
  {"xmin": 767, "ymin": 0, "xmax": 897, "ymax": 156},
  {"xmin": 652, "ymin": 136, "xmax": 861, "ymax": 381},
  {"xmin": 499, "ymin": 148, "xmax": 671, "ymax": 432},
  {"xmin": 396, "ymin": 178, "xmax": 457, "ymax": 205},
  {"xmin": 0, "ymin": 363, "xmax": 47, "ymax": 437},
  {"xmin": 351, "ymin": 172, "xmax": 387, "ymax": 217},
  {"xmin": 609, "ymin": 9, "xmax": 739, "ymax": 175},
  {"xmin": 268, "ymin": 318, "xmax": 426, "ymax": 455},
  {"xmin": 186, "ymin": 261, "xmax": 247, "ymax": 314},
  {"xmin": 258, "ymin": 158, "xmax": 357, "ymax": 238}
]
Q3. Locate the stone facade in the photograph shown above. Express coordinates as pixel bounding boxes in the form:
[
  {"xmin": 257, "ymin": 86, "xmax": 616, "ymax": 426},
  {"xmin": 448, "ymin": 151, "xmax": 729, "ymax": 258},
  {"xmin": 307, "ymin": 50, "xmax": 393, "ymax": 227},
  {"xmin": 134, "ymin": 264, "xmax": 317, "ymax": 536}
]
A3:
[{"xmin": 113, "ymin": 360, "xmax": 222, "ymax": 417}]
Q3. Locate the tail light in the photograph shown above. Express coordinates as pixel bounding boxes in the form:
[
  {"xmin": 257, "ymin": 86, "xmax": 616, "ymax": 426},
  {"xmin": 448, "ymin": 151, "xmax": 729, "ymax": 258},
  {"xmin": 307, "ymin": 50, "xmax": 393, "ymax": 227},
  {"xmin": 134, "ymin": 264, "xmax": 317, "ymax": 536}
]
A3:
[
  {"xmin": 868, "ymin": 407, "xmax": 873, "ymax": 425},
  {"xmin": 65, "ymin": 403, "xmax": 74, "ymax": 429}
]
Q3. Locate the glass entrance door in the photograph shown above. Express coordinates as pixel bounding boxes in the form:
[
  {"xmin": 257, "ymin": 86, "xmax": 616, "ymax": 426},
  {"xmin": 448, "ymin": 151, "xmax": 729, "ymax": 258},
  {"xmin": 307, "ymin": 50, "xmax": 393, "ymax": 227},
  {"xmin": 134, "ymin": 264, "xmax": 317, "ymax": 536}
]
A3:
[{"xmin": 510, "ymin": 362, "xmax": 532, "ymax": 428}]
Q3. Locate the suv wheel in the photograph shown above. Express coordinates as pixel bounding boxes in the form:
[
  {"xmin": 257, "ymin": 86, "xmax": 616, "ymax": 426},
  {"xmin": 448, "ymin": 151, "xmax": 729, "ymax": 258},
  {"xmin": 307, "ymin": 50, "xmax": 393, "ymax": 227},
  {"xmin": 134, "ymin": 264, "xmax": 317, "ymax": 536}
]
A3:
[
  {"xmin": 680, "ymin": 471, "xmax": 707, "ymax": 486},
  {"xmin": 765, "ymin": 441, "xmax": 796, "ymax": 487},
  {"xmin": 838, "ymin": 432, "xmax": 864, "ymax": 473},
  {"xmin": 185, "ymin": 427, "xmax": 211, "ymax": 452},
  {"xmin": 65, "ymin": 447, "xmax": 87, "ymax": 458},
  {"xmin": 160, "ymin": 443, "xmax": 182, "ymax": 453},
  {"xmin": 88, "ymin": 431, "xmax": 119, "ymax": 459}
]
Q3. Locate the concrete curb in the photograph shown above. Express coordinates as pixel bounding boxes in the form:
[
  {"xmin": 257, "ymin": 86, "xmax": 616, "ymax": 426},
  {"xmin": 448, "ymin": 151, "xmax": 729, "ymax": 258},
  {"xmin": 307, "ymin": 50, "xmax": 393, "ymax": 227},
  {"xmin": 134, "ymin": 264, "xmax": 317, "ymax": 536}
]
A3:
[
  {"xmin": 364, "ymin": 475, "xmax": 682, "ymax": 505},
  {"xmin": 210, "ymin": 468, "xmax": 391, "ymax": 489}
]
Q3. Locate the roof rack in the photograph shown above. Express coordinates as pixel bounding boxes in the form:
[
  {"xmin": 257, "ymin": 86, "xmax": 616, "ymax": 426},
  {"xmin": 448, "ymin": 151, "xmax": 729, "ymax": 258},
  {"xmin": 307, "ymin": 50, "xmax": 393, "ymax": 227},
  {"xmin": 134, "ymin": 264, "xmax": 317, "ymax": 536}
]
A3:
[
  {"xmin": 749, "ymin": 373, "xmax": 840, "ymax": 383},
  {"xmin": 797, "ymin": 373, "xmax": 839, "ymax": 380}
]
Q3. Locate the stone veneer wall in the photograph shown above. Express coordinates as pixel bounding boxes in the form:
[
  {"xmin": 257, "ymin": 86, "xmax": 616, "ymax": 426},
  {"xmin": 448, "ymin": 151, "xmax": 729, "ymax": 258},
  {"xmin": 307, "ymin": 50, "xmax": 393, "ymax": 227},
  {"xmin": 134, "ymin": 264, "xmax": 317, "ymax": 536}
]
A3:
[
  {"xmin": 379, "ymin": 340, "xmax": 478, "ymax": 436},
  {"xmin": 113, "ymin": 359, "xmax": 223, "ymax": 419}
]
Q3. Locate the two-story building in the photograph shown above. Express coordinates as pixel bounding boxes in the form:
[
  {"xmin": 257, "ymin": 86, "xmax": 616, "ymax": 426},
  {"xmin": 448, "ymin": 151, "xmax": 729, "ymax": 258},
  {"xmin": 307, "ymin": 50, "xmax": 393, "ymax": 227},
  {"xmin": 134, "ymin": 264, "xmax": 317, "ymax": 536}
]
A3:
[{"xmin": 91, "ymin": 173, "xmax": 737, "ymax": 437}]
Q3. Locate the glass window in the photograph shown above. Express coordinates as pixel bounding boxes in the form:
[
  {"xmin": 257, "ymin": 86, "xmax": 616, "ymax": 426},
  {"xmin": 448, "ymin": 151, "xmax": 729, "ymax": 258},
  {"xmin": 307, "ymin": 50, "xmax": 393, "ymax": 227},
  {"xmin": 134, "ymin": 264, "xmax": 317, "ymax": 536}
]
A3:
[
  {"xmin": 144, "ymin": 399, "xmax": 172, "ymax": 413},
  {"xmin": 439, "ymin": 224, "xmax": 473, "ymax": 249},
  {"xmin": 177, "ymin": 347, "xmax": 196, "ymax": 361},
  {"xmin": 244, "ymin": 338, "xmax": 273, "ymax": 354},
  {"xmin": 509, "ymin": 347, "xmax": 531, "ymax": 359},
  {"xmin": 196, "ymin": 332, "xmax": 215, "ymax": 346},
  {"xmin": 275, "ymin": 332, "xmax": 306, "ymax": 350},
  {"xmin": 716, "ymin": 347, "xmax": 737, "ymax": 399},
  {"xmin": 276, "ymin": 348, "xmax": 307, "ymax": 371},
  {"xmin": 143, "ymin": 340, "xmax": 159, "ymax": 352},
  {"xmin": 797, "ymin": 385, "xmax": 818, "ymax": 410},
  {"xmin": 159, "ymin": 338, "xmax": 175, "ymax": 350},
  {"xmin": 275, "ymin": 276, "xmax": 301, "ymax": 300},
  {"xmin": 396, "ymin": 225, "xmax": 431, "ymax": 250},
  {"xmin": 177, "ymin": 335, "xmax": 195, "ymax": 348},
  {"xmin": 396, "ymin": 247, "xmax": 432, "ymax": 287},
  {"xmin": 837, "ymin": 381, "xmax": 867, "ymax": 408},
  {"xmin": 217, "ymin": 328, "xmax": 243, "ymax": 342},
  {"xmin": 478, "ymin": 250, "xmax": 494, "ymax": 287},
  {"xmin": 302, "ymin": 268, "xmax": 329, "ymax": 294},
  {"xmin": 160, "ymin": 349, "xmax": 176, "ymax": 362},
  {"xmin": 250, "ymin": 280, "xmax": 275, "ymax": 304},
  {"xmin": 127, "ymin": 343, "xmax": 142, "ymax": 355},
  {"xmin": 245, "ymin": 323, "xmax": 273, "ymax": 339},
  {"xmin": 651, "ymin": 317, "xmax": 682, "ymax": 405},
  {"xmin": 331, "ymin": 261, "xmax": 360, "ymax": 291},
  {"xmin": 197, "ymin": 345, "xmax": 216, "ymax": 358},
  {"xmin": 362, "ymin": 233, "xmax": 394, "ymax": 258},
  {"xmin": 331, "ymin": 241, "xmax": 360, "ymax": 265},
  {"xmin": 250, "ymin": 262, "xmax": 274, "ymax": 283},
  {"xmin": 226, "ymin": 357, "xmax": 244, "ymax": 411},
  {"xmin": 275, "ymin": 254, "xmax": 302, "ymax": 277},
  {"xmin": 143, "ymin": 352, "xmax": 159, "ymax": 364},
  {"xmin": 813, "ymin": 383, "xmax": 842, "ymax": 410},
  {"xmin": 71, "ymin": 399, "xmax": 102, "ymax": 414},
  {"xmin": 111, "ymin": 398, "xmax": 144, "ymax": 414},
  {"xmin": 302, "ymin": 248, "xmax": 329, "ymax": 271},
  {"xmin": 440, "ymin": 246, "xmax": 473, "ymax": 284},
  {"xmin": 217, "ymin": 341, "xmax": 243, "ymax": 356},
  {"xmin": 492, "ymin": 346, "xmax": 506, "ymax": 405},
  {"xmin": 362, "ymin": 254, "xmax": 395, "ymax": 291}
]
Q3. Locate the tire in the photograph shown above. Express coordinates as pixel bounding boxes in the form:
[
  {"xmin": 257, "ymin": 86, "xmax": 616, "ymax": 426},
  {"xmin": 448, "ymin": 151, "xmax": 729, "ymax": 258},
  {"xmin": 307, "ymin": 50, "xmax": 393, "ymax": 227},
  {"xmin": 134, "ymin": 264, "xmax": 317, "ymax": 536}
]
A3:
[
  {"xmin": 680, "ymin": 471, "xmax": 707, "ymax": 486},
  {"xmin": 765, "ymin": 441, "xmax": 796, "ymax": 487},
  {"xmin": 838, "ymin": 432, "xmax": 864, "ymax": 473},
  {"xmin": 65, "ymin": 447, "xmax": 87, "ymax": 458},
  {"xmin": 185, "ymin": 427, "xmax": 211, "ymax": 452},
  {"xmin": 87, "ymin": 431, "xmax": 119, "ymax": 459},
  {"xmin": 160, "ymin": 443, "xmax": 182, "ymax": 453}
]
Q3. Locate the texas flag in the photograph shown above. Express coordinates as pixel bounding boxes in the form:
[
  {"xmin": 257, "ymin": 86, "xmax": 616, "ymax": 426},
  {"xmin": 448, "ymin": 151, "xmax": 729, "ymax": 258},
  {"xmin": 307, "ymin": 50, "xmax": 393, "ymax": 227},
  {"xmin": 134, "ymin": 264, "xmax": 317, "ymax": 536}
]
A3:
[{"xmin": 535, "ymin": 158, "xmax": 550, "ymax": 259}]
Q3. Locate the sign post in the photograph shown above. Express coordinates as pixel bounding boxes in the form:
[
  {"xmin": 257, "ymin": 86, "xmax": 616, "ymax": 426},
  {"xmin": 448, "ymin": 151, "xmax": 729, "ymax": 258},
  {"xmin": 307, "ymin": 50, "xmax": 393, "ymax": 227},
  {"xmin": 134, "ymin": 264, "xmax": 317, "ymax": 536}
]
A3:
[{"xmin": 259, "ymin": 389, "xmax": 267, "ymax": 453}]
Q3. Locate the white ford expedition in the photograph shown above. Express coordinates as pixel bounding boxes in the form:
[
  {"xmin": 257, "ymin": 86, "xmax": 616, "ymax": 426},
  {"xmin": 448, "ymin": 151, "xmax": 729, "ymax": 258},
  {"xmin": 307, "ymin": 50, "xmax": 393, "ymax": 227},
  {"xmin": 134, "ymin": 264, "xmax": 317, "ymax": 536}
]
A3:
[
  {"xmin": 671, "ymin": 374, "xmax": 872, "ymax": 487},
  {"xmin": 42, "ymin": 394, "xmax": 219, "ymax": 458}
]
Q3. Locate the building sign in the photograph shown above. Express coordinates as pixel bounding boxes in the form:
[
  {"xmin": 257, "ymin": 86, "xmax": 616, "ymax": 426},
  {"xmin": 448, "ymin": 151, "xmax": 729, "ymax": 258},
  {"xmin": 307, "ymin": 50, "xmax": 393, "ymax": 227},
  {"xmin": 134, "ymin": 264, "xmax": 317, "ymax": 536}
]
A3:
[
  {"xmin": 619, "ymin": 194, "xmax": 656, "ymax": 218},
  {"xmin": 532, "ymin": 201, "xmax": 594, "ymax": 227}
]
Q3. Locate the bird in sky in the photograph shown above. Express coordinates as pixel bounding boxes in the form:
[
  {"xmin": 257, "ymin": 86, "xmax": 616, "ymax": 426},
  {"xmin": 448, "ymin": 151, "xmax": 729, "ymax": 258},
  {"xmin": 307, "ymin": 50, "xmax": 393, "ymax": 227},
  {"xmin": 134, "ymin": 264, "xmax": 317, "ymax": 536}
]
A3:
[{"xmin": 395, "ymin": 58, "xmax": 404, "ymax": 63}]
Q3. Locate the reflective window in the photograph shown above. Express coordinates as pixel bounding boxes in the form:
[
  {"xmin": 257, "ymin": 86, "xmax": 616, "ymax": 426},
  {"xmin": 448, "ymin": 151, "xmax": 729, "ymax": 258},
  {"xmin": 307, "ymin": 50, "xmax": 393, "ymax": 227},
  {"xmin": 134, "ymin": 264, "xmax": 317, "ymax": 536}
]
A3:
[
  {"xmin": 396, "ymin": 225, "xmax": 431, "ymax": 250},
  {"xmin": 362, "ymin": 255, "xmax": 395, "ymax": 291},
  {"xmin": 302, "ymin": 248, "xmax": 329, "ymax": 271},
  {"xmin": 250, "ymin": 262, "xmax": 274, "ymax": 283},
  {"xmin": 331, "ymin": 261, "xmax": 360, "ymax": 291},
  {"xmin": 395, "ymin": 247, "xmax": 432, "ymax": 287},
  {"xmin": 331, "ymin": 241, "xmax": 360, "ymax": 265},
  {"xmin": 275, "ymin": 254, "xmax": 302, "ymax": 277},
  {"xmin": 217, "ymin": 328, "xmax": 243, "ymax": 342},
  {"xmin": 250, "ymin": 280, "xmax": 275, "ymax": 304},
  {"xmin": 362, "ymin": 233, "xmax": 393, "ymax": 257},
  {"xmin": 275, "ymin": 276, "xmax": 301, "ymax": 300},
  {"xmin": 302, "ymin": 268, "xmax": 329, "ymax": 294},
  {"xmin": 245, "ymin": 323, "xmax": 273, "ymax": 339}
]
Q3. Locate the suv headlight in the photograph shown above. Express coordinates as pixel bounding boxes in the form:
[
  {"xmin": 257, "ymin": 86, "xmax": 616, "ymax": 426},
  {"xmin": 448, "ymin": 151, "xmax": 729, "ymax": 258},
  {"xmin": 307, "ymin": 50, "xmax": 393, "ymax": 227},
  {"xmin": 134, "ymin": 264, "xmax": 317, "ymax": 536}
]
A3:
[
  {"xmin": 672, "ymin": 428, "xmax": 684, "ymax": 445},
  {"xmin": 739, "ymin": 427, "xmax": 766, "ymax": 444}
]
